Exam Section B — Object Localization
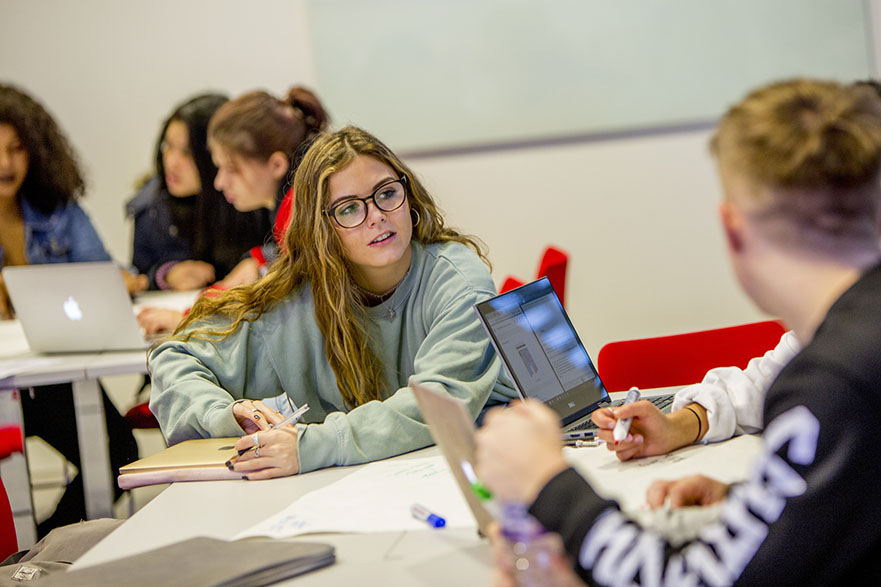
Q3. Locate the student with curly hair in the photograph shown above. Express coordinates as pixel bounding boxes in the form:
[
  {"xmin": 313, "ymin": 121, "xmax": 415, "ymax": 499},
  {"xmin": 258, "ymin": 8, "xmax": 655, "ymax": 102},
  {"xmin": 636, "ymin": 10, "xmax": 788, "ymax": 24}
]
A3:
[
  {"xmin": 149, "ymin": 126, "xmax": 517, "ymax": 477},
  {"xmin": 0, "ymin": 83, "xmax": 138, "ymax": 536}
]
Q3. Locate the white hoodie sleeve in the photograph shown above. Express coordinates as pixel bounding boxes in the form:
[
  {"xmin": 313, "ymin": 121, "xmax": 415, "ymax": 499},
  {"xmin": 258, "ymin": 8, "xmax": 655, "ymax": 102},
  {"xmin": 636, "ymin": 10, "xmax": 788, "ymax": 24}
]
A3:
[{"xmin": 671, "ymin": 330, "xmax": 801, "ymax": 442}]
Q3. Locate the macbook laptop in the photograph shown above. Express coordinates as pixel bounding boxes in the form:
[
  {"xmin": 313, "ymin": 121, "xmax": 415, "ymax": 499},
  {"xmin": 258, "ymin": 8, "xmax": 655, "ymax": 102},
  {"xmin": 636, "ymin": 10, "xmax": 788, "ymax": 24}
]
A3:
[
  {"xmin": 475, "ymin": 277, "xmax": 673, "ymax": 436},
  {"xmin": 3, "ymin": 262, "xmax": 153, "ymax": 353}
]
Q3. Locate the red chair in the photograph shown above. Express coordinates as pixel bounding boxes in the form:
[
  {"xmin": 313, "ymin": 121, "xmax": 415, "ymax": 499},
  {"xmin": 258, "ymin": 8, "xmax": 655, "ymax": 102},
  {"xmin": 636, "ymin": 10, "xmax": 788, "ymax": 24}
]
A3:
[
  {"xmin": 597, "ymin": 320, "xmax": 787, "ymax": 392},
  {"xmin": 124, "ymin": 402, "xmax": 160, "ymax": 429},
  {"xmin": 500, "ymin": 246, "xmax": 569, "ymax": 307},
  {"xmin": 0, "ymin": 424, "xmax": 25, "ymax": 560}
]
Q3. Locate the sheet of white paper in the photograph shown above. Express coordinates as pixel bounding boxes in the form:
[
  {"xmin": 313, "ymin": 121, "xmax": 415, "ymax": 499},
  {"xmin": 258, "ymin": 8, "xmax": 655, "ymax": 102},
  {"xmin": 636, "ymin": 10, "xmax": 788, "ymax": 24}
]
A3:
[
  {"xmin": 132, "ymin": 290, "xmax": 201, "ymax": 313},
  {"xmin": 566, "ymin": 434, "xmax": 763, "ymax": 511},
  {"xmin": 235, "ymin": 456, "xmax": 477, "ymax": 539}
]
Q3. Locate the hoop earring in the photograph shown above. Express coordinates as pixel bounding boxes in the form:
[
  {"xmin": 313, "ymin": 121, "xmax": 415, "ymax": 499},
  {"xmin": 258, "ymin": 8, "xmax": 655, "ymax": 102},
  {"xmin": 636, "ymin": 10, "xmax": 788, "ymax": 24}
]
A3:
[{"xmin": 411, "ymin": 209, "xmax": 421, "ymax": 227}]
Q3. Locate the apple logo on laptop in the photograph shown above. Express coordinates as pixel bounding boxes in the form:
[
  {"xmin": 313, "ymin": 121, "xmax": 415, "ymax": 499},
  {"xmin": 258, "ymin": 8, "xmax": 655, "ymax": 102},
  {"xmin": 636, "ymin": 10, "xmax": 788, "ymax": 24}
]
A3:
[{"xmin": 63, "ymin": 296, "xmax": 83, "ymax": 321}]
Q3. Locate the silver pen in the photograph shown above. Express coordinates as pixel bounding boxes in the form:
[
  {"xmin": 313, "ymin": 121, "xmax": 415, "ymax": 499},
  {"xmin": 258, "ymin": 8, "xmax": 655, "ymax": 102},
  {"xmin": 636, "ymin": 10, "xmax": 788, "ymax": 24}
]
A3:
[
  {"xmin": 235, "ymin": 403, "xmax": 309, "ymax": 456},
  {"xmin": 270, "ymin": 403, "xmax": 310, "ymax": 429}
]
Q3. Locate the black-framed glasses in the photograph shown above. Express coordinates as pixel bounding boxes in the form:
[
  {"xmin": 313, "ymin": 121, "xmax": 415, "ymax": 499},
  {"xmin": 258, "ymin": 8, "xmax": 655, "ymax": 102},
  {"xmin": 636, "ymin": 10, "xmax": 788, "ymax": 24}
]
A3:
[{"xmin": 325, "ymin": 176, "xmax": 408, "ymax": 229}]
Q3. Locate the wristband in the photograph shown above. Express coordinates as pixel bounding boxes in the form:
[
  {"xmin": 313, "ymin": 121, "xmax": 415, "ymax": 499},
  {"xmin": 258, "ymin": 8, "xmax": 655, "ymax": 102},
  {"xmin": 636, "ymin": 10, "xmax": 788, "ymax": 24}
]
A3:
[{"xmin": 155, "ymin": 261, "xmax": 178, "ymax": 291}]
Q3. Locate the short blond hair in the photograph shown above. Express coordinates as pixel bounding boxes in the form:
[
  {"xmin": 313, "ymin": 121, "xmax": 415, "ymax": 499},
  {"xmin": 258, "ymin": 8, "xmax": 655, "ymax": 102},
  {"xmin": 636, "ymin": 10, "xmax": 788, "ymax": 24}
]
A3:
[{"xmin": 711, "ymin": 79, "xmax": 881, "ymax": 248}]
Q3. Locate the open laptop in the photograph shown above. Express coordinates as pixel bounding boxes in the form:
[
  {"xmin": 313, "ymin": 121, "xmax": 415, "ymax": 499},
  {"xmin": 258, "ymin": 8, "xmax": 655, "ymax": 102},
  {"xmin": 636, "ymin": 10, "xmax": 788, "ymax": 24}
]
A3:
[
  {"xmin": 3, "ymin": 262, "xmax": 153, "ymax": 353},
  {"xmin": 475, "ymin": 277, "xmax": 674, "ymax": 436}
]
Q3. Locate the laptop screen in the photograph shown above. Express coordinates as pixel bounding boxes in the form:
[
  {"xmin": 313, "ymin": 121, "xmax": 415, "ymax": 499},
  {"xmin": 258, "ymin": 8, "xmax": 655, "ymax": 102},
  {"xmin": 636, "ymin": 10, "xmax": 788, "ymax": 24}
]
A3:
[{"xmin": 475, "ymin": 277, "xmax": 609, "ymax": 425}]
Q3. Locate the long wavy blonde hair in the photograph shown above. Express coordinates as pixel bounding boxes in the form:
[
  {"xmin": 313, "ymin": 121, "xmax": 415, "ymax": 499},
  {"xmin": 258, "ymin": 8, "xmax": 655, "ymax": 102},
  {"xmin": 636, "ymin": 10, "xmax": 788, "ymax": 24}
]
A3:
[{"xmin": 168, "ymin": 126, "xmax": 488, "ymax": 408}]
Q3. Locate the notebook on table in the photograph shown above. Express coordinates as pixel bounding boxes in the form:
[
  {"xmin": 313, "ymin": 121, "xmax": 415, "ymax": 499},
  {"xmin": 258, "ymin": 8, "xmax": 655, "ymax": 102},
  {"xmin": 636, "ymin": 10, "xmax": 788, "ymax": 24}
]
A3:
[
  {"xmin": 2, "ymin": 262, "xmax": 155, "ymax": 353},
  {"xmin": 38, "ymin": 536, "xmax": 335, "ymax": 587},
  {"xmin": 474, "ymin": 277, "xmax": 674, "ymax": 436},
  {"xmin": 117, "ymin": 437, "xmax": 243, "ymax": 489}
]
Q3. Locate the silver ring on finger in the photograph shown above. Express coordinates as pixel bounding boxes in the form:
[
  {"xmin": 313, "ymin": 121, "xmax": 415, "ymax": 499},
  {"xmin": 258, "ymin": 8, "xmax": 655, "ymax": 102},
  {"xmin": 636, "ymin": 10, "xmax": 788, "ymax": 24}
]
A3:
[
  {"xmin": 254, "ymin": 447, "xmax": 260, "ymax": 458},
  {"xmin": 253, "ymin": 433, "xmax": 259, "ymax": 447}
]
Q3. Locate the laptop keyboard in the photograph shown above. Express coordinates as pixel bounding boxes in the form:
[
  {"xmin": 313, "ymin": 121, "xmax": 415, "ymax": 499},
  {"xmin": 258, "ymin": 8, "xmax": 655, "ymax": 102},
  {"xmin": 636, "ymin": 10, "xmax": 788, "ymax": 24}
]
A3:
[{"xmin": 567, "ymin": 393, "xmax": 675, "ymax": 431}]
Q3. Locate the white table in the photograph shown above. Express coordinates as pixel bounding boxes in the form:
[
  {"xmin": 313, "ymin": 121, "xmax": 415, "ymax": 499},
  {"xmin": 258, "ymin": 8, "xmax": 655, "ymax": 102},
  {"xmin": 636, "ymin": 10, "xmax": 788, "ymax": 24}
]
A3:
[
  {"xmin": 0, "ymin": 290, "xmax": 197, "ymax": 547},
  {"xmin": 73, "ymin": 435, "xmax": 762, "ymax": 584}
]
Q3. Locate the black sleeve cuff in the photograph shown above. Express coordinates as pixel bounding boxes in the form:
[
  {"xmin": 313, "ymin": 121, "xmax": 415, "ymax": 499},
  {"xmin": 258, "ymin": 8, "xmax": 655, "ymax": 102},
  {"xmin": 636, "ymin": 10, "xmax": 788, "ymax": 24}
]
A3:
[{"xmin": 528, "ymin": 467, "xmax": 620, "ymax": 570}]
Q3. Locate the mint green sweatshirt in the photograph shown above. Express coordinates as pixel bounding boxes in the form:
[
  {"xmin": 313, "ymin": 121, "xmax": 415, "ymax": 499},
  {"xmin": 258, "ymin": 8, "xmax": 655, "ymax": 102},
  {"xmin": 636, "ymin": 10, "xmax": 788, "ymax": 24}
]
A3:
[{"xmin": 149, "ymin": 241, "xmax": 517, "ymax": 473}]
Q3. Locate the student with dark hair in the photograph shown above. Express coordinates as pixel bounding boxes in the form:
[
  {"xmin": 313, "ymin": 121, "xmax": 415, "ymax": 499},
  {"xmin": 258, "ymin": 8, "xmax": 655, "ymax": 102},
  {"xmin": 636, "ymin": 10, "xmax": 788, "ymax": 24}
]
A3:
[
  {"xmin": 137, "ymin": 87, "xmax": 329, "ymax": 334},
  {"xmin": 0, "ymin": 83, "xmax": 138, "ymax": 536},
  {"xmin": 477, "ymin": 79, "xmax": 881, "ymax": 585},
  {"xmin": 127, "ymin": 93, "xmax": 271, "ymax": 294}
]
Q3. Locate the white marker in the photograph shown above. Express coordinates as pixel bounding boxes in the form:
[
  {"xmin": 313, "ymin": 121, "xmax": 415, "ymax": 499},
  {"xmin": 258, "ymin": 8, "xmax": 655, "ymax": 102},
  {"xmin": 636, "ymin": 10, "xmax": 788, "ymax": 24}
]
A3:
[{"xmin": 612, "ymin": 388, "xmax": 641, "ymax": 445}]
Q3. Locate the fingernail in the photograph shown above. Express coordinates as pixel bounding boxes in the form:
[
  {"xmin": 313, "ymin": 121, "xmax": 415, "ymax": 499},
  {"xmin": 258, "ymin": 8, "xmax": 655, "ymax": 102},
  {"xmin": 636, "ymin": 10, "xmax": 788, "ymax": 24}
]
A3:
[
  {"xmin": 242, "ymin": 475, "xmax": 250, "ymax": 481},
  {"xmin": 237, "ymin": 448, "xmax": 249, "ymax": 456}
]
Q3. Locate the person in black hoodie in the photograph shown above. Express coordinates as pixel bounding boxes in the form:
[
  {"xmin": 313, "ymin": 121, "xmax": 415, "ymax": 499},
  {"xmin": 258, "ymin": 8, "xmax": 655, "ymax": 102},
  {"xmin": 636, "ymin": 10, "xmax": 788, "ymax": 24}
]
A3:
[{"xmin": 476, "ymin": 78, "xmax": 881, "ymax": 586}]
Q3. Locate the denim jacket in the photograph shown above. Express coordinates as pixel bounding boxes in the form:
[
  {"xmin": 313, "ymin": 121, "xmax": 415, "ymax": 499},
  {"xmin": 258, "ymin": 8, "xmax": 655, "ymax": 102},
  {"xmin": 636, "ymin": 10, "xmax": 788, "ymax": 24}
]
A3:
[{"xmin": 0, "ymin": 198, "xmax": 112, "ymax": 267}]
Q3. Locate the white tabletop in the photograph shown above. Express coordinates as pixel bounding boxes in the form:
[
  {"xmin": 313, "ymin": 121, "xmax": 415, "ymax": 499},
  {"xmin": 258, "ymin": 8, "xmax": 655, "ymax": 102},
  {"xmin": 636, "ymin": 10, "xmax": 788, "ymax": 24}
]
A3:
[
  {"xmin": 0, "ymin": 289, "xmax": 199, "ymax": 545},
  {"xmin": 75, "ymin": 435, "xmax": 763, "ymax": 584},
  {"xmin": 76, "ymin": 447, "xmax": 493, "ymax": 585}
]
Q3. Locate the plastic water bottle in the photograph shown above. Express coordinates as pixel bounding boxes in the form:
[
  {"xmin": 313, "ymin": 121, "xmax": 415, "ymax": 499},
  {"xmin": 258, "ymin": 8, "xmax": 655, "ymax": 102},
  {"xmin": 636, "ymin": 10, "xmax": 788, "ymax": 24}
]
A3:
[{"xmin": 500, "ymin": 502, "xmax": 560, "ymax": 587}]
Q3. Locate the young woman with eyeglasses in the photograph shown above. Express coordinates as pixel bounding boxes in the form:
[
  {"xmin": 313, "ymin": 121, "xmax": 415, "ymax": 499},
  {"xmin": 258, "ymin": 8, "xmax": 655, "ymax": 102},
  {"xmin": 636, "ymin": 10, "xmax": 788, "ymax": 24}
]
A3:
[{"xmin": 148, "ymin": 126, "xmax": 516, "ymax": 477}]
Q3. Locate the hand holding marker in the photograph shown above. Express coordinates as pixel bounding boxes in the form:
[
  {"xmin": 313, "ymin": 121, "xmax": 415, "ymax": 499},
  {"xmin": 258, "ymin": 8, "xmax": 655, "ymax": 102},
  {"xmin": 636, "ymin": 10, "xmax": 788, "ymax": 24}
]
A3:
[{"xmin": 613, "ymin": 387, "xmax": 641, "ymax": 445}]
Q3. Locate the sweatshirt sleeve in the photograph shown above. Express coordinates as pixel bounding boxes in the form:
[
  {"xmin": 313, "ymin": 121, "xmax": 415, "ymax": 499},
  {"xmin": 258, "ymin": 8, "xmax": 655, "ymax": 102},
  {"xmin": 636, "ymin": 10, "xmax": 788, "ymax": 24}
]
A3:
[
  {"xmin": 148, "ymin": 320, "xmax": 284, "ymax": 445},
  {"xmin": 671, "ymin": 331, "xmax": 801, "ymax": 442},
  {"xmin": 296, "ymin": 273, "xmax": 501, "ymax": 473}
]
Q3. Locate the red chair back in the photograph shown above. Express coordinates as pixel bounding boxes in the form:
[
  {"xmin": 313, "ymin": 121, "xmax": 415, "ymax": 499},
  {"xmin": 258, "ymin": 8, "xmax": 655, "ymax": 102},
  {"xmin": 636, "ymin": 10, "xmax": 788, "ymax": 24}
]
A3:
[
  {"xmin": 537, "ymin": 246, "xmax": 568, "ymax": 308},
  {"xmin": 499, "ymin": 246, "xmax": 569, "ymax": 307},
  {"xmin": 597, "ymin": 320, "xmax": 787, "ymax": 392},
  {"xmin": 499, "ymin": 277, "xmax": 525, "ymax": 294},
  {"xmin": 0, "ymin": 476, "xmax": 16, "ymax": 560},
  {"xmin": 0, "ymin": 424, "xmax": 24, "ymax": 560}
]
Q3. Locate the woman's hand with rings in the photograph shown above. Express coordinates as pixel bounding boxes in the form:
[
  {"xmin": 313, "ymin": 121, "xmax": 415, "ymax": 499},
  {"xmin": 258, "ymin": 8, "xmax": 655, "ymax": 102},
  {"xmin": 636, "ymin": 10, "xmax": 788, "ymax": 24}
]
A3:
[
  {"xmin": 229, "ymin": 426, "xmax": 300, "ymax": 479},
  {"xmin": 231, "ymin": 399, "xmax": 286, "ymax": 434}
]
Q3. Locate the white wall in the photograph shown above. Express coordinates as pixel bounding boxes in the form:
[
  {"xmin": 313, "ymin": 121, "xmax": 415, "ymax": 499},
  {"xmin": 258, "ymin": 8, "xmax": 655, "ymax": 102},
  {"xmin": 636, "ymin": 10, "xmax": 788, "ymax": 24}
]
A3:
[
  {"xmin": 2, "ymin": 1, "xmax": 878, "ymax": 353},
  {"xmin": 0, "ymin": 0, "xmax": 315, "ymax": 262},
  {"xmin": 410, "ymin": 129, "xmax": 764, "ymax": 352}
]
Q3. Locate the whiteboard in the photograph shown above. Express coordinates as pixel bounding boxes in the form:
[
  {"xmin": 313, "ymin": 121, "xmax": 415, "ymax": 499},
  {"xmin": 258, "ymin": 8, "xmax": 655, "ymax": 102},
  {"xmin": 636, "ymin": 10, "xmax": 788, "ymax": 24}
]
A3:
[{"xmin": 309, "ymin": 0, "xmax": 874, "ymax": 153}]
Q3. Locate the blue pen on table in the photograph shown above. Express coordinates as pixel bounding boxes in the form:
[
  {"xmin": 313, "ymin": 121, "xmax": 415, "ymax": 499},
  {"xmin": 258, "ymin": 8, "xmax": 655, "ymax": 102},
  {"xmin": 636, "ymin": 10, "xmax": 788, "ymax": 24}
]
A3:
[
  {"xmin": 236, "ymin": 403, "xmax": 310, "ymax": 456},
  {"xmin": 410, "ymin": 503, "xmax": 446, "ymax": 528},
  {"xmin": 612, "ymin": 387, "xmax": 641, "ymax": 445}
]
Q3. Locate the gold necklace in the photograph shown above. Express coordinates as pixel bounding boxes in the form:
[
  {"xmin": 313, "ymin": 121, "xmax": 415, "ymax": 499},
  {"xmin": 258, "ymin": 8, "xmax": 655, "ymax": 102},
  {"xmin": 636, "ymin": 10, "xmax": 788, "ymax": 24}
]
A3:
[{"xmin": 353, "ymin": 271, "xmax": 410, "ymax": 318}]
